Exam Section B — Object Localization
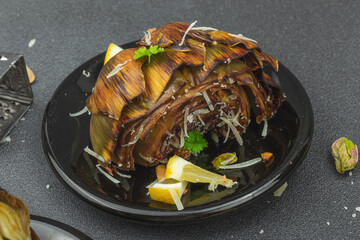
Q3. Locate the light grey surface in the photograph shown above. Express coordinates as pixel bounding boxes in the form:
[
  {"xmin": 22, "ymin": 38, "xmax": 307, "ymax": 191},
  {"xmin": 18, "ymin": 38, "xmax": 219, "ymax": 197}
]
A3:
[{"xmin": 1, "ymin": 0, "xmax": 360, "ymax": 239}]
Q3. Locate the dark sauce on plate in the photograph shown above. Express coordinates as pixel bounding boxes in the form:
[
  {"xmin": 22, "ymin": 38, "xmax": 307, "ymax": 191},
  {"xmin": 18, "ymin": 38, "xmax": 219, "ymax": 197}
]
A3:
[{"xmin": 73, "ymin": 101, "xmax": 298, "ymax": 209}]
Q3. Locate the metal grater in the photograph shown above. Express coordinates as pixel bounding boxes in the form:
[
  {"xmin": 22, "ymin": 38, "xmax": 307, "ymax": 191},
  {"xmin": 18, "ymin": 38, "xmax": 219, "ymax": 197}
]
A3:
[{"xmin": 0, "ymin": 53, "xmax": 33, "ymax": 143}]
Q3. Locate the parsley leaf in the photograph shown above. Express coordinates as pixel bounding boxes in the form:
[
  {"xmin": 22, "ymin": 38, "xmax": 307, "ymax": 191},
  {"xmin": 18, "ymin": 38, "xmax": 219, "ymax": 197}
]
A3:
[
  {"xmin": 183, "ymin": 130, "xmax": 208, "ymax": 154},
  {"xmin": 133, "ymin": 45, "xmax": 164, "ymax": 64}
]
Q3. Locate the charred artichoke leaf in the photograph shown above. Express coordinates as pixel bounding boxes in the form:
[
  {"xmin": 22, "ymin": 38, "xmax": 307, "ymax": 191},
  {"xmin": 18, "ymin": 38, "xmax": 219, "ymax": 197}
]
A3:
[
  {"xmin": 213, "ymin": 59, "xmax": 250, "ymax": 81},
  {"xmin": 87, "ymin": 48, "xmax": 146, "ymax": 120},
  {"xmin": 0, "ymin": 189, "xmax": 31, "ymax": 240},
  {"xmin": 253, "ymin": 49, "xmax": 279, "ymax": 71},
  {"xmin": 89, "ymin": 114, "xmax": 123, "ymax": 173},
  {"xmin": 233, "ymin": 71, "xmax": 269, "ymax": 123},
  {"xmin": 208, "ymin": 30, "xmax": 259, "ymax": 49},
  {"xmin": 142, "ymin": 39, "xmax": 206, "ymax": 103},
  {"xmin": 198, "ymin": 44, "xmax": 249, "ymax": 82}
]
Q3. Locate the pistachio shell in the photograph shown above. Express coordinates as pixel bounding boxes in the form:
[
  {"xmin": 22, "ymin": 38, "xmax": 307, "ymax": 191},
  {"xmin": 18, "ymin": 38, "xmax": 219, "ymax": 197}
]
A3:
[{"xmin": 332, "ymin": 137, "xmax": 358, "ymax": 174}]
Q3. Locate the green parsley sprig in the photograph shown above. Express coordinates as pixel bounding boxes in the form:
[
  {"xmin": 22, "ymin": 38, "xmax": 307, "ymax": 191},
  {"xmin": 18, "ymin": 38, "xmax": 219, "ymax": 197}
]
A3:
[
  {"xmin": 183, "ymin": 130, "xmax": 208, "ymax": 154},
  {"xmin": 133, "ymin": 45, "xmax": 164, "ymax": 64}
]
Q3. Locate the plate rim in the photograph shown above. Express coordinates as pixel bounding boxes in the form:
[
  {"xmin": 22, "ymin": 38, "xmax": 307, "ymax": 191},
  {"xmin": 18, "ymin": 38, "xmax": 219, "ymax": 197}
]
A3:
[
  {"xmin": 41, "ymin": 41, "xmax": 314, "ymax": 224},
  {"xmin": 30, "ymin": 215, "xmax": 92, "ymax": 239}
]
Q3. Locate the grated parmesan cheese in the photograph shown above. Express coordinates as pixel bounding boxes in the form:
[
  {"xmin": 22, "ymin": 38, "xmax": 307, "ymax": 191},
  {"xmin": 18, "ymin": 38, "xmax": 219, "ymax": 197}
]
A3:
[
  {"xmin": 228, "ymin": 94, "xmax": 237, "ymax": 100},
  {"xmin": 179, "ymin": 20, "xmax": 197, "ymax": 46},
  {"xmin": 69, "ymin": 106, "xmax": 89, "ymax": 117},
  {"xmin": 96, "ymin": 164, "xmax": 120, "ymax": 184},
  {"xmin": 220, "ymin": 117, "xmax": 243, "ymax": 146},
  {"xmin": 208, "ymin": 178, "xmax": 218, "ymax": 191},
  {"xmin": 84, "ymin": 146, "xmax": 105, "ymax": 163},
  {"xmin": 121, "ymin": 125, "xmax": 144, "ymax": 147},
  {"xmin": 197, "ymin": 114, "xmax": 205, "ymax": 126},
  {"xmin": 106, "ymin": 60, "xmax": 130, "ymax": 78},
  {"xmin": 180, "ymin": 128, "xmax": 185, "ymax": 148},
  {"xmin": 261, "ymin": 120, "xmax": 268, "ymax": 137},
  {"xmin": 82, "ymin": 70, "xmax": 90, "ymax": 77},
  {"xmin": 223, "ymin": 126, "xmax": 230, "ymax": 143},
  {"xmin": 28, "ymin": 38, "xmax": 36, "ymax": 48},
  {"xmin": 191, "ymin": 26, "xmax": 218, "ymax": 31},
  {"xmin": 228, "ymin": 33, "xmax": 258, "ymax": 43},
  {"xmin": 219, "ymin": 157, "xmax": 262, "ymax": 169},
  {"xmin": 202, "ymin": 91, "xmax": 214, "ymax": 111},
  {"xmin": 143, "ymin": 30, "xmax": 152, "ymax": 45},
  {"xmin": 169, "ymin": 189, "xmax": 184, "ymax": 210},
  {"xmin": 184, "ymin": 107, "xmax": 190, "ymax": 137},
  {"xmin": 115, "ymin": 171, "xmax": 131, "ymax": 179}
]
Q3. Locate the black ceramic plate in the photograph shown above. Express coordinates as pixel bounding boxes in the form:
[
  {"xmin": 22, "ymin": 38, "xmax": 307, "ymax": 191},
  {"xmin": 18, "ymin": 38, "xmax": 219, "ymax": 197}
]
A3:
[
  {"xmin": 42, "ymin": 41, "xmax": 313, "ymax": 224},
  {"xmin": 30, "ymin": 215, "xmax": 91, "ymax": 239}
]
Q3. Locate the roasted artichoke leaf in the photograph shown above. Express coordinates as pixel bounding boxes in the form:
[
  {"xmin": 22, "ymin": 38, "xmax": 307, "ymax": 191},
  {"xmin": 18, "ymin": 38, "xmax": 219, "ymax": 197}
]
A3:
[
  {"xmin": 253, "ymin": 49, "xmax": 279, "ymax": 71},
  {"xmin": 142, "ymin": 39, "xmax": 206, "ymax": 103},
  {"xmin": 199, "ymin": 44, "xmax": 249, "ymax": 82},
  {"xmin": 89, "ymin": 114, "xmax": 122, "ymax": 173},
  {"xmin": 0, "ymin": 189, "xmax": 31, "ymax": 240},
  {"xmin": 87, "ymin": 48, "xmax": 146, "ymax": 120},
  {"xmin": 208, "ymin": 30, "xmax": 259, "ymax": 49}
]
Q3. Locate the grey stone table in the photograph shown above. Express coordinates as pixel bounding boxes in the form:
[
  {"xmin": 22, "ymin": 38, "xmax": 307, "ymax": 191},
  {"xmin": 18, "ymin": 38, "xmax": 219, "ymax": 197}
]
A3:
[{"xmin": 1, "ymin": 0, "xmax": 359, "ymax": 239}]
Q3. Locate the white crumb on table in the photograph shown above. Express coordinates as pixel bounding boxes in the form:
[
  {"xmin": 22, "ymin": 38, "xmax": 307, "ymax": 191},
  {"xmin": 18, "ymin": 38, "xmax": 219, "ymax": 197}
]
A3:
[
  {"xmin": 344, "ymin": 206, "xmax": 348, "ymax": 210},
  {"xmin": 351, "ymin": 181, "xmax": 354, "ymax": 185},
  {"xmin": 21, "ymin": 140, "xmax": 25, "ymax": 143},
  {"xmin": 259, "ymin": 229, "xmax": 264, "ymax": 234},
  {"xmin": 326, "ymin": 222, "xmax": 330, "ymax": 226},
  {"xmin": 352, "ymin": 213, "xmax": 356, "ymax": 218},
  {"xmin": 349, "ymin": 171, "xmax": 353, "ymax": 176},
  {"xmin": 46, "ymin": 184, "xmax": 51, "ymax": 189},
  {"xmin": 356, "ymin": 207, "xmax": 360, "ymax": 212},
  {"xmin": 28, "ymin": 39, "xmax": 36, "ymax": 48},
  {"xmin": 21, "ymin": 118, "xmax": 25, "ymax": 121}
]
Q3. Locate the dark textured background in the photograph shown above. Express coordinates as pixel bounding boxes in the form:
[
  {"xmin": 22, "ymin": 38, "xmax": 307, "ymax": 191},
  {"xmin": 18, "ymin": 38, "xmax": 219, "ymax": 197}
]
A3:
[{"xmin": 1, "ymin": 0, "xmax": 360, "ymax": 239}]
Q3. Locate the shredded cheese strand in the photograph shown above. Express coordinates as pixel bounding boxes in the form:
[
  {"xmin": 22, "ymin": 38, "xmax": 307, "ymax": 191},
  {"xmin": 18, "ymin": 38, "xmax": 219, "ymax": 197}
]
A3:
[
  {"xmin": 197, "ymin": 114, "xmax": 205, "ymax": 126},
  {"xmin": 180, "ymin": 128, "xmax": 185, "ymax": 148},
  {"xmin": 115, "ymin": 171, "xmax": 131, "ymax": 179},
  {"xmin": 220, "ymin": 117, "xmax": 243, "ymax": 146},
  {"xmin": 220, "ymin": 153, "xmax": 237, "ymax": 166},
  {"xmin": 179, "ymin": 20, "xmax": 197, "ymax": 46},
  {"xmin": 223, "ymin": 125, "xmax": 230, "ymax": 143},
  {"xmin": 228, "ymin": 33, "xmax": 258, "ymax": 43},
  {"xmin": 202, "ymin": 91, "xmax": 214, "ymax": 111},
  {"xmin": 169, "ymin": 189, "xmax": 184, "ymax": 211},
  {"xmin": 121, "ymin": 125, "xmax": 144, "ymax": 147},
  {"xmin": 96, "ymin": 164, "xmax": 120, "ymax": 183},
  {"xmin": 192, "ymin": 27, "xmax": 218, "ymax": 31},
  {"xmin": 219, "ymin": 157, "xmax": 262, "ymax": 169},
  {"xmin": 143, "ymin": 30, "xmax": 152, "ymax": 45},
  {"xmin": 69, "ymin": 106, "xmax": 89, "ymax": 117},
  {"xmin": 261, "ymin": 120, "xmax": 268, "ymax": 137},
  {"xmin": 184, "ymin": 107, "xmax": 190, "ymax": 137},
  {"xmin": 106, "ymin": 60, "xmax": 130, "ymax": 79},
  {"xmin": 84, "ymin": 146, "xmax": 105, "ymax": 163}
]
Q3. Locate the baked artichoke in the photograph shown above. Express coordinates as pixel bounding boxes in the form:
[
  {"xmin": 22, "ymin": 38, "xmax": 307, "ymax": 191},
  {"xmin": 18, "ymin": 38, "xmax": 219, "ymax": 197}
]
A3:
[
  {"xmin": 0, "ymin": 189, "xmax": 35, "ymax": 240},
  {"xmin": 86, "ymin": 22, "xmax": 285, "ymax": 174}
]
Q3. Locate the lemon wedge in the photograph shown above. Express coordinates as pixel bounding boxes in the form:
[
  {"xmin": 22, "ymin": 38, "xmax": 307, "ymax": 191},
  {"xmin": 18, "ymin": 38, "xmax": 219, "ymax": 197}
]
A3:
[
  {"xmin": 165, "ymin": 155, "xmax": 233, "ymax": 188},
  {"xmin": 104, "ymin": 43, "xmax": 123, "ymax": 65},
  {"xmin": 148, "ymin": 179, "xmax": 187, "ymax": 205}
]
